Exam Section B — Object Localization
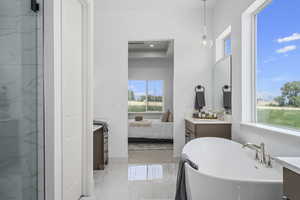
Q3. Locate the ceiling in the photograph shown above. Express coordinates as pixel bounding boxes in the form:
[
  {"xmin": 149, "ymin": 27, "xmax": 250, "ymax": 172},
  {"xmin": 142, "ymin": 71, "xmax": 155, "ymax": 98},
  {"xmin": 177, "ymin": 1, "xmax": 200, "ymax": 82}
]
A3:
[
  {"xmin": 129, "ymin": 41, "xmax": 171, "ymax": 52},
  {"xmin": 98, "ymin": 0, "xmax": 217, "ymax": 12}
]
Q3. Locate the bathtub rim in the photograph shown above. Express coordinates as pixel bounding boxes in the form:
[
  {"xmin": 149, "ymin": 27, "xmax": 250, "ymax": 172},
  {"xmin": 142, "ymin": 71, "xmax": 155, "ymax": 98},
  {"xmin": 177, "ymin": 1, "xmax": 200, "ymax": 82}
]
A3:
[
  {"xmin": 183, "ymin": 137, "xmax": 283, "ymax": 184},
  {"xmin": 185, "ymin": 163, "xmax": 282, "ymax": 184}
]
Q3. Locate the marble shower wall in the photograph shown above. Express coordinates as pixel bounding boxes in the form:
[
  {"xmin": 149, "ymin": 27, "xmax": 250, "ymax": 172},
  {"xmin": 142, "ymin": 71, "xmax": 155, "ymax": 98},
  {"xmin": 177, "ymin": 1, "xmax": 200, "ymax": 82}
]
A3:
[{"xmin": 0, "ymin": 0, "xmax": 43, "ymax": 199}]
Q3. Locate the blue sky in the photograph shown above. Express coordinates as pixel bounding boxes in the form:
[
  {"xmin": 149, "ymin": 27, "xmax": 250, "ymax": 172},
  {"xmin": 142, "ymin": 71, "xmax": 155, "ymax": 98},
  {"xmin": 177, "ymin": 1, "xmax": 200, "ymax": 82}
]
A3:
[
  {"xmin": 257, "ymin": 0, "xmax": 300, "ymax": 100},
  {"xmin": 128, "ymin": 80, "xmax": 163, "ymax": 98}
]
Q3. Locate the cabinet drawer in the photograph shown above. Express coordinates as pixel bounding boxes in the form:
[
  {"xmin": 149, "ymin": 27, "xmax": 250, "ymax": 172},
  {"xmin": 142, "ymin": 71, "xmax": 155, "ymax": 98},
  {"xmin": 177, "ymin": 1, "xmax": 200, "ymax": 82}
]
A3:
[
  {"xmin": 185, "ymin": 120, "xmax": 195, "ymax": 132},
  {"xmin": 185, "ymin": 129, "xmax": 196, "ymax": 143},
  {"xmin": 283, "ymin": 168, "xmax": 300, "ymax": 200},
  {"xmin": 195, "ymin": 124, "xmax": 231, "ymax": 139}
]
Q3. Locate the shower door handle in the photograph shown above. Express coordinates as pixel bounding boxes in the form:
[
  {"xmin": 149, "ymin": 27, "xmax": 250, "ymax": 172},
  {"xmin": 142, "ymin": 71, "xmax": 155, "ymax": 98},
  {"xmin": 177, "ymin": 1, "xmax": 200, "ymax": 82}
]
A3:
[{"xmin": 31, "ymin": 0, "xmax": 40, "ymax": 13}]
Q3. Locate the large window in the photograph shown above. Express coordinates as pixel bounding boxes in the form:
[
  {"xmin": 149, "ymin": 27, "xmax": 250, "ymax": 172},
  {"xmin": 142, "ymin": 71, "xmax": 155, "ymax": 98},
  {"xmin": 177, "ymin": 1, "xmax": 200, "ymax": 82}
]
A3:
[
  {"xmin": 128, "ymin": 80, "xmax": 164, "ymax": 113},
  {"xmin": 255, "ymin": 0, "xmax": 300, "ymax": 130}
]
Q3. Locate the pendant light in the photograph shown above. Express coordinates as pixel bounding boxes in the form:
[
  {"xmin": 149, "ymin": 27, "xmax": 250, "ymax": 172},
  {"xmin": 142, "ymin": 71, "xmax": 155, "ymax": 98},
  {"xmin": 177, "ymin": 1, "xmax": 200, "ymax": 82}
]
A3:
[{"xmin": 201, "ymin": 0, "xmax": 213, "ymax": 48}]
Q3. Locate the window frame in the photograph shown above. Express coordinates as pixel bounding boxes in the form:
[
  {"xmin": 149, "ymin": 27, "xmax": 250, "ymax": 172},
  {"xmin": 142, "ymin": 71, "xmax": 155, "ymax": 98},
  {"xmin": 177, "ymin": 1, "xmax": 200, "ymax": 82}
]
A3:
[
  {"xmin": 242, "ymin": 0, "xmax": 300, "ymax": 135},
  {"xmin": 215, "ymin": 26, "xmax": 232, "ymax": 62},
  {"xmin": 128, "ymin": 80, "xmax": 164, "ymax": 113}
]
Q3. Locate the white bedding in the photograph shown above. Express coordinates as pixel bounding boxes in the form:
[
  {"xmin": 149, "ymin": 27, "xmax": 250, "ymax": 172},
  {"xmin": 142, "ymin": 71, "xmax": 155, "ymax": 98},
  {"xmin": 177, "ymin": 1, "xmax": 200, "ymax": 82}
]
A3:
[{"xmin": 128, "ymin": 119, "xmax": 173, "ymax": 139}]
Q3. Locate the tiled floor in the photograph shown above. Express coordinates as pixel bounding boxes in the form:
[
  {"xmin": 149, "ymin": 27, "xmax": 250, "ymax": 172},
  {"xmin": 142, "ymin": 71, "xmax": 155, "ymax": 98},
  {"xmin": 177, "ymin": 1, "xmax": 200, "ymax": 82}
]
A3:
[{"xmin": 94, "ymin": 147, "xmax": 179, "ymax": 200}]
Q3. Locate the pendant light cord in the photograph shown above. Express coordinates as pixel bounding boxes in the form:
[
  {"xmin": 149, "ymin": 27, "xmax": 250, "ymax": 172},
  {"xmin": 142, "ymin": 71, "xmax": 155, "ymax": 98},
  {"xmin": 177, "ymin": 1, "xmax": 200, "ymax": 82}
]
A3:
[{"xmin": 203, "ymin": 0, "xmax": 207, "ymax": 27}]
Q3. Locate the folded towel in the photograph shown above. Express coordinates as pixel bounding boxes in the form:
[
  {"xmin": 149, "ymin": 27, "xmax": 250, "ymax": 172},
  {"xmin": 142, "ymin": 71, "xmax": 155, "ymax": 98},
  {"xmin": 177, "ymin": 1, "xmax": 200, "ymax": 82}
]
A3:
[
  {"xmin": 175, "ymin": 154, "xmax": 198, "ymax": 200},
  {"xmin": 194, "ymin": 91, "xmax": 206, "ymax": 111},
  {"xmin": 93, "ymin": 120, "xmax": 109, "ymax": 133},
  {"xmin": 223, "ymin": 91, "xmax": 231, "ymax": 110}
]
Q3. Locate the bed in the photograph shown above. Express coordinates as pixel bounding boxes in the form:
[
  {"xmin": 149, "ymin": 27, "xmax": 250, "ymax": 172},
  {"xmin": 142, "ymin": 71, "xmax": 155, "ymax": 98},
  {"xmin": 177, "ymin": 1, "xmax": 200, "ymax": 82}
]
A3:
[{"xmin": 128, "ymin": 119, "xmax": 173, "ymax": 140}]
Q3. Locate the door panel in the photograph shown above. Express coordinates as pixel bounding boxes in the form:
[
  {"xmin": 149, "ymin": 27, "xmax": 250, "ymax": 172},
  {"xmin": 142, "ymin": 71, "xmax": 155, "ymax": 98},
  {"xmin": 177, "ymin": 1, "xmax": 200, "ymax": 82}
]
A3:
[{"xmin": 0, "ymin": 0, "xmax": 43, "ymax": 199}]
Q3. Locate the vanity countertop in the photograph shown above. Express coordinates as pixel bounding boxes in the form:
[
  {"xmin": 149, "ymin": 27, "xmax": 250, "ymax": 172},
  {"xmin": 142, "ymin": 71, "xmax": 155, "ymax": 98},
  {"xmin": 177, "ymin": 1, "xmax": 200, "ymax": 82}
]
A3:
[
  {"xmin": 275, "ymin": 157, "xmax": 300, "ymax": 175},
  {"xmin": 185, "ymin": 117, "xmax": 231, "ymax": 124},
  {"xmin": 93, "ymin": 125, "xmax": 103, "ymax": 132}
]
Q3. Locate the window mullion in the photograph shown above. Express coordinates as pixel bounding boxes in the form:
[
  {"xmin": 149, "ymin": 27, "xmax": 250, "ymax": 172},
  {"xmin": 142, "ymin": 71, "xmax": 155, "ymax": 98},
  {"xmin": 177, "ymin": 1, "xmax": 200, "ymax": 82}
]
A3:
[{"xmin": 252, "ymin": 14, "xmax": 257, "ymax": 122}]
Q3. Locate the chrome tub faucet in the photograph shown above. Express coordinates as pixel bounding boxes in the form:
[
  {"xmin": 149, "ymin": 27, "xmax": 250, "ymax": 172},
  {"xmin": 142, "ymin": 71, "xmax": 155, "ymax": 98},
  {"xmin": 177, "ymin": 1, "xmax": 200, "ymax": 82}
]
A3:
[{"xmin": 242, "ymin": 142, "xmax": 271, "ymax": 167}]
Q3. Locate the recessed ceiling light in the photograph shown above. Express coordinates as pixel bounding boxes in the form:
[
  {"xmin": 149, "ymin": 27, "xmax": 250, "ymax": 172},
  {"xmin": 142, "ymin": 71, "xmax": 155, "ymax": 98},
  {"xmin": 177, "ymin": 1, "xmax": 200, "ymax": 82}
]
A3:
[{"xmin": 149, "ymin": 44, "xmax": 155, "ymax": 48}]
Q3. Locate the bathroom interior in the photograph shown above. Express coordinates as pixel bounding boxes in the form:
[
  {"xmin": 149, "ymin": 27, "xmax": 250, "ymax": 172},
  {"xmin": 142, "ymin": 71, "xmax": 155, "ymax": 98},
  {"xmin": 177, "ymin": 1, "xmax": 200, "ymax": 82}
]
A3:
[{"xmin": 1, "ymin": 0, "xmax": 300, "ymax": 199}]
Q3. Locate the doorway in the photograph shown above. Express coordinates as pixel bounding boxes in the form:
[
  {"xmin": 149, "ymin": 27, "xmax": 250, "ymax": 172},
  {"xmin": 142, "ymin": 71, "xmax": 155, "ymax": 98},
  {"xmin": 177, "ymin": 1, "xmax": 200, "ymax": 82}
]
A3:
[{"xmin": 127, "ymin": 40, "xmax": 175, "ymax": 159}]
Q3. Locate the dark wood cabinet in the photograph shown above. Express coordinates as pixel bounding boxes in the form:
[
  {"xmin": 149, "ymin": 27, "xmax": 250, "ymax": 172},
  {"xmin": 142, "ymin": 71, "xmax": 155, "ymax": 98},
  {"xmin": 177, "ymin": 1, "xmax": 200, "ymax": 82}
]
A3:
[
  {"xmin": 185, "ymin": 119, "xmax": 231, "ymax": 143},
  {"xmin": 283, "ymin": 168, "xmax": 300, "ymax": 200},
  {"xmin": 93, "ymin": 126, "xmax": 108, "ymax": 170}
]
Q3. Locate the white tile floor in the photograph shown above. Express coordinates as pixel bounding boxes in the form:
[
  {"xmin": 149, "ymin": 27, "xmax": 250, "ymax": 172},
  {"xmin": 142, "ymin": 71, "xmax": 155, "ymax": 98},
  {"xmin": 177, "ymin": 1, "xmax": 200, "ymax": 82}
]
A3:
[{"xmin": 94, "ymin": 149, "xmax": 179, "ymax": 200}]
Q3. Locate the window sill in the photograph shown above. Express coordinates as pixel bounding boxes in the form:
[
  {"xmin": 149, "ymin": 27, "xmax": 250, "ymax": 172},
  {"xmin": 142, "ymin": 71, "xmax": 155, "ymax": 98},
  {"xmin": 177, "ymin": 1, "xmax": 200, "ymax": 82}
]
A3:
[{"xmin": 240, "ymin": 122, "xmax": 300, "ymax": 138}]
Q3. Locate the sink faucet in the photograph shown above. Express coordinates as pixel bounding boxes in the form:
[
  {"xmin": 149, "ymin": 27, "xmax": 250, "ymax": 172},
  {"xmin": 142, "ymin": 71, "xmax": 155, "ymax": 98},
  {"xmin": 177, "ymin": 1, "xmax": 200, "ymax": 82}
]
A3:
[
  {"xmin": 242, "ymin": 143, "xmax": 261, "ymax": 150},
  {"xmin": 260, "ymin": 142, "xmax": 267, "ymax": 164},
  {"xmin": 243, "ymin": 142, "xmax": 267, "ymax": 165}
]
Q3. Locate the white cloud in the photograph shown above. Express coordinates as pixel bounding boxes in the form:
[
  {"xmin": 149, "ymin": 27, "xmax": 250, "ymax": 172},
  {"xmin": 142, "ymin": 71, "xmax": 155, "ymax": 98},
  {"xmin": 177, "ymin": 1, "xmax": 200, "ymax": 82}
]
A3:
[
  {"xmin": 257, "ymin": 91, "xmax": 275, "ymax": 101},
  {"xmin": 271, "ymin": 75, "xmax": 288, "ymax": 82},
  {"xmin": 263, "ymin": 57, "xmax": 277, "ymax": 63},
  {"xmin": 277, "ymin": 33, "xmax": 300, "ymax": 43},
  {"xmin": 276, "ymin": 45, "xmax": 297, "ymax": 54}
]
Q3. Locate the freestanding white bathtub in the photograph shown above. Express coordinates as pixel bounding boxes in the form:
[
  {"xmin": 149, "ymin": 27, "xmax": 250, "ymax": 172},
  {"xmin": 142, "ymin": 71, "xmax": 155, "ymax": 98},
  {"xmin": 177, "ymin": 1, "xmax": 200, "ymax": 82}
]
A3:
[{"xmin": 182, "ymin": 137, "xmax": 283, "ymax": 200}]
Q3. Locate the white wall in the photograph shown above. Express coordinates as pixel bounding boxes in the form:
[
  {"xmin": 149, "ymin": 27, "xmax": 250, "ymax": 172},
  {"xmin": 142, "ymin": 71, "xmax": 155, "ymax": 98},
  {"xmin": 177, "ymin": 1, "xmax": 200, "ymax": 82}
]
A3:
[
  {"xmin": 128, "ymin": 57, "xmax": 173, "ymax": 119},
  {"xmin": 94, "ymin": 0, "xmax": 214, "ymax": 158},
  {"xmin": 213, "ymin": 0, "xmax": 300, "ymax": 156}
]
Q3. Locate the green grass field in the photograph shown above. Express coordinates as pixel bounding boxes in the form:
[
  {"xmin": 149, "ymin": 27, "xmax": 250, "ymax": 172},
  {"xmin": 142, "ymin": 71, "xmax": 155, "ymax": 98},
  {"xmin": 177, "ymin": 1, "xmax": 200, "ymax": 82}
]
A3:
[
  {"xmin": 128, "ymin": 105, "xmax": 163, "ymax": 112},
  {"xmin": 128, "ymin": 100, "xmax": 163, "ymax": 112},
  {"xmin": 257, "ymin": 108, "xmax": 300, "ymax": 130}
]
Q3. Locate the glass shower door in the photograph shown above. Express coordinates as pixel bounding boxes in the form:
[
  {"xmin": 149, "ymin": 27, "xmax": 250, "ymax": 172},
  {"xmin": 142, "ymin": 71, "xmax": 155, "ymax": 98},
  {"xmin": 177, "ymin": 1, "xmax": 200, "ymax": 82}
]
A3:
[{"xmin": 0, "ymin": 0, "xmax": 43, "ymax": 199}]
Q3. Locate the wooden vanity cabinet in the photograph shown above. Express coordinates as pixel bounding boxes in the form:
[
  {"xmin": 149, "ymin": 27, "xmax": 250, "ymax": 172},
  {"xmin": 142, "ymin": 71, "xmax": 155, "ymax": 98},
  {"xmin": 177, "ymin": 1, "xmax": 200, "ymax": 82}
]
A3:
[
  {"xmin": 283, "ymin": 168, "xmax": 300, "ymax": 200},
  {"xmin": 185, "ymin": 119, "xmax": 231, "ymax": 143},
  {"xmin": 93, "ymin": 127, "xmax": 108, "ymax": 170}
]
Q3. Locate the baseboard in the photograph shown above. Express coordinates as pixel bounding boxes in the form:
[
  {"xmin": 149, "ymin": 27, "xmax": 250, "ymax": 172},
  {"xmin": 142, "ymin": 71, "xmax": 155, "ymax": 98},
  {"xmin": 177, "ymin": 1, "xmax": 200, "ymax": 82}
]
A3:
[{"xmin": 128, "ymin": 137, "xmax": 173, "ymax": 143}]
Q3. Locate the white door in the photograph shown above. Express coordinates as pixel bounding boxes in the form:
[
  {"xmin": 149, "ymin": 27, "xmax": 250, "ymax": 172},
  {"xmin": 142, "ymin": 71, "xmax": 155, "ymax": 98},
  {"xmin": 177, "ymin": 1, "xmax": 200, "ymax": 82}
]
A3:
[{"xmin": 62, "ymin": 0, "xmax": 83, "ymax": 199}]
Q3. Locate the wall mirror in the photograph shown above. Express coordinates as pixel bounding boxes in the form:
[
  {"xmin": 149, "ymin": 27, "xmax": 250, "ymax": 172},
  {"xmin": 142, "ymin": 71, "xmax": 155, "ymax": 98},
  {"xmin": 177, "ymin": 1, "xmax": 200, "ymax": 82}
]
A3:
[{"xmin": 213, "ymin": 55, "xmax": 232, "ymax": 113}]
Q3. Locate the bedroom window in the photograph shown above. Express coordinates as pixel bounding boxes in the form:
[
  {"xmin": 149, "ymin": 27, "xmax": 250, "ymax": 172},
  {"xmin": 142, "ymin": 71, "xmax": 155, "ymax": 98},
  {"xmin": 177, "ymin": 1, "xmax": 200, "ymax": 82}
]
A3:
[
  {"xmin": 128, "ymin": 80, "xmax": 164, "ymax": 113},
  {"xmin": 254, "ymin": 0, "xmax": 300, "ymax": 131}
]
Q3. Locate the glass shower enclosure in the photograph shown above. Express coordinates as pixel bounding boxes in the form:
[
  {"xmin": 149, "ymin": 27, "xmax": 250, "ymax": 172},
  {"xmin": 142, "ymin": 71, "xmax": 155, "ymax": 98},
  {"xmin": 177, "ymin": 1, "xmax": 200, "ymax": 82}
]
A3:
[{"xmin": 0, "ymin": 0, "xmax": 44, "ymax": 199}]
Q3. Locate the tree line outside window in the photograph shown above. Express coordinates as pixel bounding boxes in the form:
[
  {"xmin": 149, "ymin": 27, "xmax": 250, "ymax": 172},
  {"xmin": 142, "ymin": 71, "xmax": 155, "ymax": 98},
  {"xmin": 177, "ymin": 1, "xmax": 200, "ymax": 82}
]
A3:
[{"xmin": 128, "ymin": 80, "xmax": 164, "ymax": 113}]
